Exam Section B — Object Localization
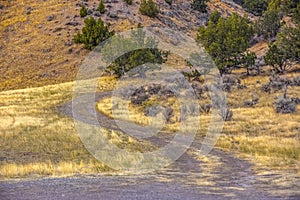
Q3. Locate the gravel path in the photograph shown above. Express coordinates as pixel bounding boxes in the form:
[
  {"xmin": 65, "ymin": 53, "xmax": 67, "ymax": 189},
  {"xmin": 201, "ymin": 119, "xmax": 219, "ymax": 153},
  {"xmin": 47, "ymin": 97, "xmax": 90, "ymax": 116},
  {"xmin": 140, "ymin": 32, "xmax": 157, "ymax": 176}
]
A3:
[{"xmin": 1, "ymin": 92, "xmax": 298, "ymax": 200}]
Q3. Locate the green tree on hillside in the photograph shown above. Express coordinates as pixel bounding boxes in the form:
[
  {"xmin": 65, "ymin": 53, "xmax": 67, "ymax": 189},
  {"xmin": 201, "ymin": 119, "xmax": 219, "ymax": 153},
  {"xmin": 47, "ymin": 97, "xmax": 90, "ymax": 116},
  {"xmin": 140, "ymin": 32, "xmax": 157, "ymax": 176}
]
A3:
[
  {"xmin": 80, "ymin": 6, "xmax": 88, "ymax": 18},
  {"xmin": 197, "ymin": 12, "xmax": 255, "ymax": 75},
  {"xmin": 243, "ymin": 0, "xmax": 268, "ymax": 16},
  {"xmin": 101, "ymin": 25, "xmax": 169, "ymax": 77},
  {"xmin": 74, "ymin": 17, "xmax": 114, "ymax": 50},
  {"xmin": 191, "ymin": 0, "xmax": 209, "ymax": 13},
  {"xmin": 98, "ymin": 0, "xmax": 105, "ymax": 14},
  {"xmin": 255, "ymin": 8, "xmax": 281, "ymax": 39},
  {"xmin": 264, "ymin": 3, "xmax": 300, "ymax": 73},
  {"xmin": 139, "ymin": 0, "xmax": 159, "ymax": 18}
]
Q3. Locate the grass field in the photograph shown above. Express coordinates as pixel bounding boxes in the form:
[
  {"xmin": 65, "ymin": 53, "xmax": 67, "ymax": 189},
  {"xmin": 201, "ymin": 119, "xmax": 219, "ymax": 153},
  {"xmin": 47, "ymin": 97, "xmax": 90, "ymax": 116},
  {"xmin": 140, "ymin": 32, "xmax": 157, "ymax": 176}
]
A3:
[
  {"xmin": 0, "ymin": 77, "xmax": 156, "ymax": 179},
  {"xmin": 97, "ymin": 71, "xmax": 300, "ymax": 174}
]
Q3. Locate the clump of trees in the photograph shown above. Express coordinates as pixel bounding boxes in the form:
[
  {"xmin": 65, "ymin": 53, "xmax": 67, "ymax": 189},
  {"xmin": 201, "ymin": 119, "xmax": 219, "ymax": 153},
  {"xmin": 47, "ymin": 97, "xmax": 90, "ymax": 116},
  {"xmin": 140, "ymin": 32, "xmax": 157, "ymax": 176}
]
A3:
[
  {"xmin": 191, "ymin": 0, "xmax": 209, "ymax": 13},
  {"xmin": 197, "ymin": 12, "xmax": 255, "ymax": 75},
  {"xmin": 74, "ymin": 17, "xmax": 114, "ymax": 50},
  {"xmin": 139, "ymin": 0, "xmax": 159, "ymax": 18}
]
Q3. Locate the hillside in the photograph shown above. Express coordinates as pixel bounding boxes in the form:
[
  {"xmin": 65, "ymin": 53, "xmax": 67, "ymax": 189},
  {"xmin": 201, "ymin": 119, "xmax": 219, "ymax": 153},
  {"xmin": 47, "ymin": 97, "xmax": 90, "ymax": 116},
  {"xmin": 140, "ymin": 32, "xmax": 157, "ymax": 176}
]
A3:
[{"xmin": 0, "ymin": 0, "xmax": 255, "ymax": 91}]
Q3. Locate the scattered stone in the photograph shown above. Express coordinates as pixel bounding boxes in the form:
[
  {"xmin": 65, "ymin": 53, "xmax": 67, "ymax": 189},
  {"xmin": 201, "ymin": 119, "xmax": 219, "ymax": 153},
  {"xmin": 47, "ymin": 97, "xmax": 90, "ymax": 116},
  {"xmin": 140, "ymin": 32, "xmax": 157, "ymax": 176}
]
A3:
[
  {"xmin": 261, "ymin": 84, "xmax": 271, "ymax": 93},
  {"xmin": 47, "ymin": 15, "xmax": 55, "ymax": 22},
  {"xmin": 65, "ymin": 41, "xmax": 73, "ymax": 46},
  {"xmin": 107, "ymin": 12, "xmax": 118, "ymax": 18},
  {"xmin": 65, "ymin": 21, "xmax": 79, "ymax": 26},
  {"xmin": 244, "ymin": 100, "xmax": 254, "ymax": 107},
  {"xmin": 53, "ymin": 27, "xmax": 63, "ymax": 32},
  {"xmin": 26, "ymin": 7, "xmax": 32, "ymax": 15},
  {"xmin": 87, "ymin": 9, "xmax": 93, "ymax": 15},
  {"xmin": 94, "ymin": 11, "xmax": 101, "ymax": 17}
]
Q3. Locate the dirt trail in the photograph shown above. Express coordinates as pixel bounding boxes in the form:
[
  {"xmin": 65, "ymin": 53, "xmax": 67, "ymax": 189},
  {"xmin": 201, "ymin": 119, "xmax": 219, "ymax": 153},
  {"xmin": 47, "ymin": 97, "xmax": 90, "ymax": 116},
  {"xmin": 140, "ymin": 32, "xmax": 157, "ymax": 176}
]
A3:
[{"xmin": 1, "ymin": 92, "xmax": 298, "ymax": 200}]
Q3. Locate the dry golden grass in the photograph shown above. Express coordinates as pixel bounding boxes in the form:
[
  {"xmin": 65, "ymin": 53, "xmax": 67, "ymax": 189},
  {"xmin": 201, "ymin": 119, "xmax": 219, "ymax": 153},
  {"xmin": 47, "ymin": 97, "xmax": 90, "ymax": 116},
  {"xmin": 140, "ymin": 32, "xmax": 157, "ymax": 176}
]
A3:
[
  {"xmin": 97, "ymin": 70, "xmax": 300, "ymax": 173},
  {"xmin": 0, "ymin": 77, "xmax": 155, "ymax": 179},
  {"xmin": 0, "ymin": 0, "xmax": 87, "ymax": 91}
]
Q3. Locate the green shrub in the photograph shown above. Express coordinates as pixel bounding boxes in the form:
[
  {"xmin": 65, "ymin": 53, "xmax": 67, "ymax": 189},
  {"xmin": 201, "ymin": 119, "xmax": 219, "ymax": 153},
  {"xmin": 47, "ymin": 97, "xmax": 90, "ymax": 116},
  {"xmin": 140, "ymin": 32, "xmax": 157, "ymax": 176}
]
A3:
[
  {"xmin": 191, "ymin": 0, "xmax": 209, "ymax": 13},
  {"xmin": 139, "ymin": 0, "xmax": 159, "ymax": 18},
  {"xmin": 74, "ymin": 17, "xmax": 114, "ymax": 50},
  {"xmin": 124, "ymin": 0, "xmax": 133, "ymax": 5},
  {"xmin": 80, "ymin": 6, "xmax": 88, "ymax": 18},
  {"xmin": 97, "ymin": 0, "xmax": 105, "ymax": 14}
]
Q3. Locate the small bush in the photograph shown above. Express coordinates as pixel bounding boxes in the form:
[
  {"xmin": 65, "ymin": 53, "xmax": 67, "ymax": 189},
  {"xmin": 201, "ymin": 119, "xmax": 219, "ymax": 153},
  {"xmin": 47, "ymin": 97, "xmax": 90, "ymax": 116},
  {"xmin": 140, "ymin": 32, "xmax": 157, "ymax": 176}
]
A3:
[
  {"xmin": 274, "ymin": 95, "xmax": 296, "ymax": 114},
  {"xmin": 191, "ymin": 0, "xmax": 209, "ymax": 13},
  {"xmin": 97, "ymin": 0, "xmax": 105, "ymax": 14},
  {"xmin": 80, "ymin": 6, "xmax": 88, "ymax": 18},
  {"xmin": 124, "ymin": 0, "xmax": 133, "ymax": 5},
  {"xmin": 139, "ymin": 0, "xmax": 159, "ymax": 18},
  {"xmin": 219, "ymin": 108, "xmax": 233, "ymax": 121}
]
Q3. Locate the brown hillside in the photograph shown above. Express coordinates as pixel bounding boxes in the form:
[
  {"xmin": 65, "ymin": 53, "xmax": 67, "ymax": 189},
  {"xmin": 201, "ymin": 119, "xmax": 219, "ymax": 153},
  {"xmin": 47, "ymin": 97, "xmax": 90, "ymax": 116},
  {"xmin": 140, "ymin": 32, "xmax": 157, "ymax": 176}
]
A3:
[{"xmin": 0, "ymin": 0, "xmax": 252, "ymax": 91}]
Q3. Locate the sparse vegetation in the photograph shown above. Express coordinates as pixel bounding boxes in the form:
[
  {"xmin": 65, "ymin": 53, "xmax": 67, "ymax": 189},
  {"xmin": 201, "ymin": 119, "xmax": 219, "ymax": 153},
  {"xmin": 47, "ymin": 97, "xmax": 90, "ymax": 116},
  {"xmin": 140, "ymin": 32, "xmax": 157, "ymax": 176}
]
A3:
[{"xmin": 139, "ymin": 0, "xmax": 159, "ymax": 18}]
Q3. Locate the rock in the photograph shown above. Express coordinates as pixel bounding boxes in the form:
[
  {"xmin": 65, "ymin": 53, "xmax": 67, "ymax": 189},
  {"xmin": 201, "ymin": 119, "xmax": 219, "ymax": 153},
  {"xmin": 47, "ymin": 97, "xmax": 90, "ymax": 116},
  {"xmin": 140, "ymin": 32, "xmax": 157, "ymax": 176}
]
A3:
[
  {"xmin": 47, "ymin": 15, "xmax": 55, "ymax": 22},
  {"xmin": 244, "ymin": 100, "xmax": 253, "ymax": 107},
  {"xmin": 65, "ymin": 21, "xmax": 79, "ymax": 26},
  {"xmin": 94, "ymin": 11, "xmax": 101, "ymax": 17},
  {"xmin": 26, "ymin": 7, "xmax": 32, "ymax": 15},
  {"xmin": 53, "ymin": 27, "xmax": 63, "ymax": 32},
  {"xmin": 87, "ymin": 9, "xmax": 93, "ymax": 15},
  {"xmin": 65, "ymin": 41, "xmax": 73, "ymax": 46},
  {"xmin": 144, "ymin": 106, "xmax": 162, "ymax": 117},
  {"xmin": 261, "ymin": 84, "xmax": 271, "ymax": 93},
  {"xmin": 107, "ymin": 12, "xmax": 118, "ymax": 18}
]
